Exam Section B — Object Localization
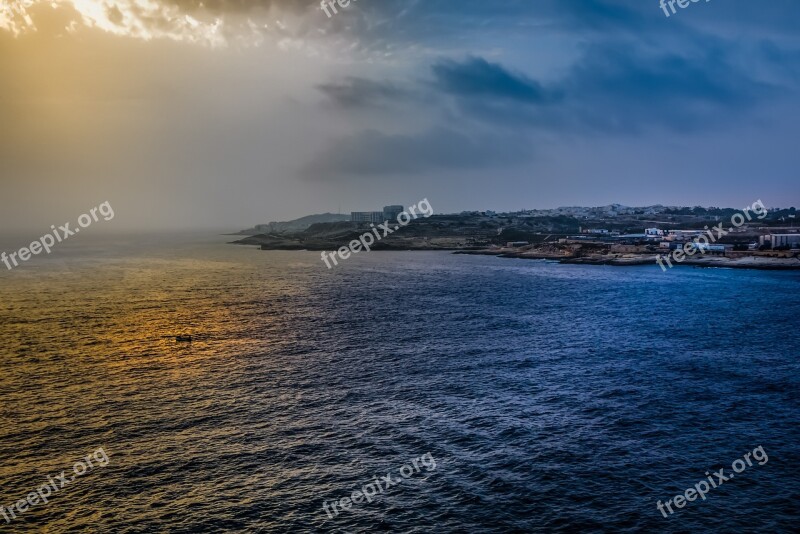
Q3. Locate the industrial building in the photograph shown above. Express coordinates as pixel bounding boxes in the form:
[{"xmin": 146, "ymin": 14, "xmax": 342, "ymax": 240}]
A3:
[
  {"xmin": 351, "ymin": 211, "xmax": 385, "ymax": 223},
  {"xmin": 666, "ymin": 230, "xmax": 706, "ymax": 241},
  {"xmin": 759, "ymin": 234, "xmax": 800, "ymax": 249},
  {"xmin": 352, "ymin": 205, "xmax": 406, "ymax": 224},
  {"xmin": 383, "ymin": 205, "xmax": 405, "ymax": 221}
]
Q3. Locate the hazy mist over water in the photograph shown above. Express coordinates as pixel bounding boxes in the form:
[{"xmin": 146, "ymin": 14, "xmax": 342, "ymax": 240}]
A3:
[{"xmin": 1, "ymin": 237, "xmax": 798, "ymax": 532}]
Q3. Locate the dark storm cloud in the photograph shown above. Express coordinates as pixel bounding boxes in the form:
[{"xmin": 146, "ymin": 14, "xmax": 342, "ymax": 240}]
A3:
[
  {"xmin": 324, "ymin": 41, "xmax": 777, "ymax": 135},
  {"xmin": 431, "ymin": 57, "xmax": 558, "ymax": 105},
  {"xmin": 307, "ymin": 35, "xmax": 789, "ymax": 178},
  {"xmin": 298, "ymin": 0, "xmax": 800, "ymax": 180}
]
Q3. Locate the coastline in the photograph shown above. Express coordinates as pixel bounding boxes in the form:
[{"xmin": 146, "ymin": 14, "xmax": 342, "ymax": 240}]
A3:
[
  {"xmin": 454, "ymin": 249, "xmax": 800, "ymax": 270},
  {"xmin": 236, "ymin": 238, "xmax": 800, "ymax": 271},
  {"xmin": 230, "ymin": 219, "xmax": 800, "ymax": 272}
]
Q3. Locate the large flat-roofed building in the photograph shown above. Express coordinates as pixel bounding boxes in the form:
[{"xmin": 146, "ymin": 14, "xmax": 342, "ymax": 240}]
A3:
[
  {"xmin": 383, "ymin": 205, "xmax": 405, "ymax": 221},
  {"xmin": 667, "ymin": 229, "xmax": 706, "ymax": 241},
  {"xmin": 352, "ymin": 205, "xmax": 405, "ymax": 223},
  {"xmin": 351, "ymin": 211, "xmax": 384, "ymax": 224},
  {"xmin": 760, "ymin": 233, "xmax": 800, "ymax": 249}
]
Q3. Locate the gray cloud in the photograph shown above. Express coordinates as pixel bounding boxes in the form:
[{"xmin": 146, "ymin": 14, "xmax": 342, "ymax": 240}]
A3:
[
  {"xmin": 316, "ymin": 77, "xmax": 412, "ymax": 109},
  {"xmin": 331, "ymin": 42, "xmax": 782, "ymax": 135},
  {"xmin": 431, "ymin": 57, "xmax": 559, "ymax": 105},
  {"xmin": 301, "ymin": 127, "xmax": 531, "ymax": 179},
  {"xmin": 557, "ymin": 41, "xmax": 776, "ymax": 133}
]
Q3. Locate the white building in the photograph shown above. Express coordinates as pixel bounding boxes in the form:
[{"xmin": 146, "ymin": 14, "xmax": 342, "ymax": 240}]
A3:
[
  {"xmin": 760, "ymin": 234, "xmax": 800, "ymax": 249},
  {"xmin": 667, "ymin": 229, "xmax": 706, "ymax": 241},
  {"xmin": 351, "ymin": 211, "xmax": 384, "ymax": 223}
]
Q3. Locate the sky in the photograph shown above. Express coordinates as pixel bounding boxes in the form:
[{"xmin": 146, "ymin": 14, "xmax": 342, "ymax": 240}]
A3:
[{"xmin": 1, "ymin": 0, "xmax": 799, "ymax": 231}]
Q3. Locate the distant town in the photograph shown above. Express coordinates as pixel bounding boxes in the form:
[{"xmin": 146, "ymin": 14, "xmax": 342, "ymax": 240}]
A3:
[{"xmin": 233, "ymin": 203, "xmax": 800, "ymax": 270}]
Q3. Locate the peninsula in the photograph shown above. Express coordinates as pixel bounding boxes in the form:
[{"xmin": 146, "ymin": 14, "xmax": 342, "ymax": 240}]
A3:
[{"xmin": 231, "ymin": 204, "xmax": 800, "ymax": 270}]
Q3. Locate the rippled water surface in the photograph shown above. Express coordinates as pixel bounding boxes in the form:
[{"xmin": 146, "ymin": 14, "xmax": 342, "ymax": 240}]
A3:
[{"xmin": 1, "ymin": 233, "xmax": 798, "ymax": 532}]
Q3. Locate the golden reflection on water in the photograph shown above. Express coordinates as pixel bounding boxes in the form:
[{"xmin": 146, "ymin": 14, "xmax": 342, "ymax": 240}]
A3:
[
  {"xmin": 0, "ymin": 242, "xmax": 324, "ymax": 531},
  {"xmin": 2, "ymin": 253, "xmax": 311, "ymax": 370}
]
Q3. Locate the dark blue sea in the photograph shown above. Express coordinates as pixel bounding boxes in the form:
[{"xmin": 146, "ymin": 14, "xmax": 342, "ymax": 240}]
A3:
[{"xmin": 0, "ymin": 233, "xmax": 798, "ymax": 532}]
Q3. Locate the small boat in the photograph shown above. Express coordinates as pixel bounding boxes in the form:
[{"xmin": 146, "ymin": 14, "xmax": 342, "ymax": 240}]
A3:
[{"xmin": 175, "ymin": 335, "xmax": 193, "ymax": 342}]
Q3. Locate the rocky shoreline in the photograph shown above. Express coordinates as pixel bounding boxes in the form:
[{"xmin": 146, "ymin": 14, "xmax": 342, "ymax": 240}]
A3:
[
  {"xmin": 237, "ymin": 235, "xmax": 800, "ymax": 270},
  {"xmin": 230, "ymin": 215, "xmax": 800, "ymax": 272},
  {"xmin": 455, "ymin": 249, "xmax": 800, "ymax": 270}
]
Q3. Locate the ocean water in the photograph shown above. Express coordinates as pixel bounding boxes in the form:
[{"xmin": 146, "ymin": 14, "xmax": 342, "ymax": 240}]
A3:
[{"xmin": 0, "ymin": 233, "xmax": 798, "ymax": 533}]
